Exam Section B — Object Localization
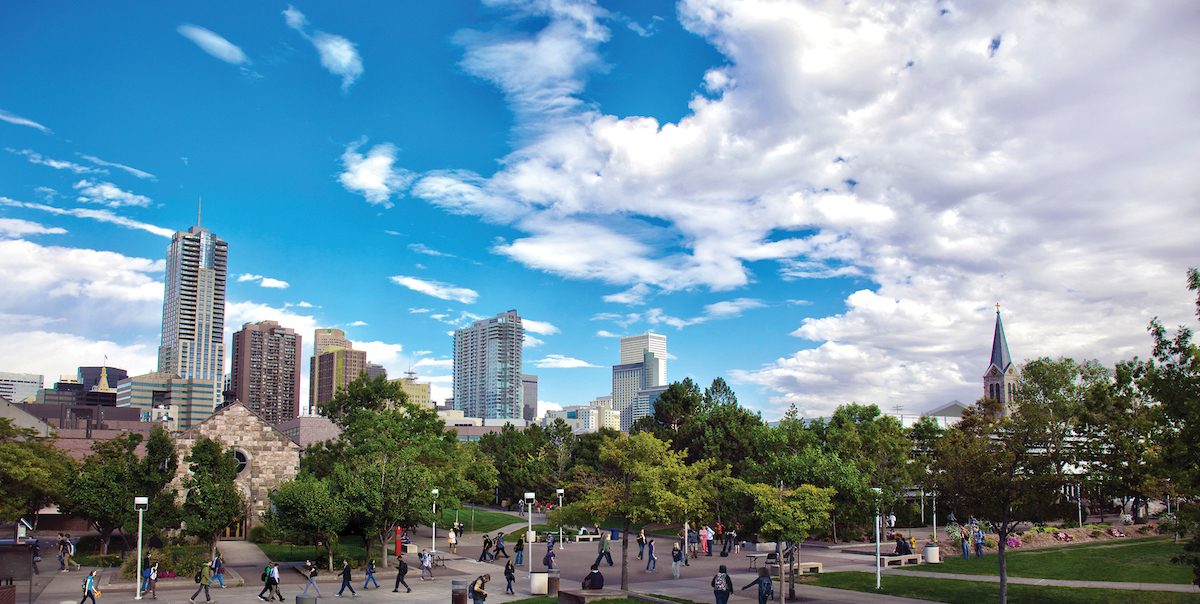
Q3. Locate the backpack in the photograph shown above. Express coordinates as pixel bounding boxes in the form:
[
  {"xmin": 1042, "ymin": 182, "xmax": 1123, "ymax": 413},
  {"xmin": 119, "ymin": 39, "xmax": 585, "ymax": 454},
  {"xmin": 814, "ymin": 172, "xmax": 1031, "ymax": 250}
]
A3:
[
  {"xmin": 713, "ymin": 573, "xmax": 729, "ymax": 592},
  {"xmin": 81, "ymin": 578, "xmax": 88, "ymax": 594},
  {"xmin": 194, "ymin": 570, "xmax": 202, "ymax": 584},
  {"xmin": 758, "ymin": 576, "xmax": 773, "ymax": 598}
]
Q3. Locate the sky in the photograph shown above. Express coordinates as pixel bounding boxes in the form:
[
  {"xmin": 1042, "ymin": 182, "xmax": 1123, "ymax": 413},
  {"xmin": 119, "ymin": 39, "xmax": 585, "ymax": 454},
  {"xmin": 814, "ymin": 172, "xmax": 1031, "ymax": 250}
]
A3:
[{"xmin": 1, "ymin": 0, "xmax": 1197, "ymax": 420}]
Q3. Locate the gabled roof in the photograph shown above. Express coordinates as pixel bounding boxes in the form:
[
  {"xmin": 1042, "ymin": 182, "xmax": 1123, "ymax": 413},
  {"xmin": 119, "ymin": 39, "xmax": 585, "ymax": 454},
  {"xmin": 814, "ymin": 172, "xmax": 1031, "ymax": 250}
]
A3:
[
  {"xmin": 175, "ymin": 401, "xmax": 300, "ymax": 451},
  {"xmin": 988, "ymin": 309, "xmax": 1012, "ymax": 373},
  {"xmin": 924, "ymin": 400, "xmax": 969, "ymax": 418}
]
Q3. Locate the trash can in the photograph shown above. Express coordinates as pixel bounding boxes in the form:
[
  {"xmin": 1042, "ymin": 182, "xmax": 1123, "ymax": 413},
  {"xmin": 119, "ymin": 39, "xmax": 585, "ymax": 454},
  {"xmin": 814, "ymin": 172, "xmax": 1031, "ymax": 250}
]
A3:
[
  {"xmin": 296, "ymin": 595, "xmax": 317, "ymax": 604},
  {"xmin": 610, "ymin": 527, "xmax": 619, "ymax": 540},
  {"xmin": 529, "ymin": 571, "xmax": 548, "ymax": 595},
  {"xmin": 451, "ymin": 578, "xmax": 468, "ymax": 604},
  {"xmin": 547, "ymin": 569, "xmax": 560, "ymax": 597},
  {"xmin": 924, "ymin": 544, "xmax": 941, "ymax": 564}
]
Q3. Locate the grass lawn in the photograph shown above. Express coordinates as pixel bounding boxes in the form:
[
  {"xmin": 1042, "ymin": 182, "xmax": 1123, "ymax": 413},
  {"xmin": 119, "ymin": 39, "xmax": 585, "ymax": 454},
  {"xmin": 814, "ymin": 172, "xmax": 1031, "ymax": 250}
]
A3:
[
  {"xmin": 810, "ymin": 572, "xmax": 1200, "ymax": 604},
  {"xmin": 257, "ymin": 535, "xmax": 370, "ymax": 564},
  {"xmin": 509, "ymin": 600, "xmax": 647, "ymax": 604},
  {"xmin": 439, "ymin": 509, "xmax": 522, "ymax": 533},
  {"xmin": 905, "ymin": 537, "xmax": 1192, "ymax": 584}
]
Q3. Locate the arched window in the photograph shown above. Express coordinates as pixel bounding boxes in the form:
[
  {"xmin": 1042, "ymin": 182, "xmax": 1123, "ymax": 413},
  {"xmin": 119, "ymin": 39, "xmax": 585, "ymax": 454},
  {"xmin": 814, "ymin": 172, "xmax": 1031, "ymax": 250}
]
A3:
[{"xmin": 233, "ymin": 449, "xmax": 249, "ymax": 475}]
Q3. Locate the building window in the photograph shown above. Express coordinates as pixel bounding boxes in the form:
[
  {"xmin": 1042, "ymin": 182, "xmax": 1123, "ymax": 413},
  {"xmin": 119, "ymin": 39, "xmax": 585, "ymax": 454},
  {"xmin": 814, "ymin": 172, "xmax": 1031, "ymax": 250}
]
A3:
[{"xmin": 234, "ymin": 449, "xmax": 249, "ymax": 475}]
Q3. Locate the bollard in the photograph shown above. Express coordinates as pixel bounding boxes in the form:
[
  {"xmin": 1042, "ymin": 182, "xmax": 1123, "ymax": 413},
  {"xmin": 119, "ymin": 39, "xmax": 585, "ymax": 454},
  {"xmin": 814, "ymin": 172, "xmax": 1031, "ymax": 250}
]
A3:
[
  {"xmin": 547, "ymin": 569, "xmax": 560, "ymax": 597},
  {"xmin": 451, "ymin": 578, "xmax": 467, "ymax": 604},
  {"xmin": 296, "ymin": 595, "xmax": 317, "ymax": 604}
]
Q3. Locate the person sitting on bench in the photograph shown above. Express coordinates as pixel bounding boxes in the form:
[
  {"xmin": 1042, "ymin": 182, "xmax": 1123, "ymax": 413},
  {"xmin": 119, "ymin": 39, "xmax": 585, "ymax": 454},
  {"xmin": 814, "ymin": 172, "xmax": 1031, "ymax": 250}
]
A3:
[
  {"xmin": 581, "ymin": 564, "xmax": 605, "ymax": 590},
  {"xmin": 893, "ymin": 535, "xmax": 913, "ymax": 556}
]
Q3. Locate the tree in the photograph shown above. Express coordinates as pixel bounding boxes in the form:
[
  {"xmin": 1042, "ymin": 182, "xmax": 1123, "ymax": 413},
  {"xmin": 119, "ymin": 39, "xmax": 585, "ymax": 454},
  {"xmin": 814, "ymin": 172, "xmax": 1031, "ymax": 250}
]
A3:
[
  {"xmin": 59, "ymin": 434, "xmax": 143, "ymax": 554},
  {"xmin": 266, "ymin": 475, "xmax": 348, "ymax": 570},
  {"xmin": 932, "ymin": 397, "xmax": 1062, "ymax": 603},
  {"xmin": 179, "ymin": 437, "xmax": 245, "ymax": 556},
  {"xmin": 734, "ymin": 480, "xmax": 833, "ymax": 599},
  {"xmin": 630, "ymin": 378, "xmax": 702, "ymax": 440},
  {"xmin": 571, "ymin": 427, "xmax": 621, "ymax": 470},
  {"xmin": 477, "ymin": 423, "xmax": 552, "ymax": 502},
  {"xmin": 551, "ymin": 432, "xmax": 712, "ymax": 590},
  {"xmin": 132, "ymin": 426, "xmax": 181, "ymax": 536},
  {"xmin": 319, "ymin": 374, "xmax": 406, "ymax": 423},
  {"xmin": 0, "ymin": 419, "xmax": 73, "ymax": 523}
]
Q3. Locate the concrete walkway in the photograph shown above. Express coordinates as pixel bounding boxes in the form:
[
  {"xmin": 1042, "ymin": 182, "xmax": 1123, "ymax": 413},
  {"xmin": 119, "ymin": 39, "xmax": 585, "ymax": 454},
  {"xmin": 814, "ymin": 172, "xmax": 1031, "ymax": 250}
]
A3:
[
  {"xmin": 214, "ymin": 540, "xmax": 269, "ymax": 570},
  {"xmin": 891, "ymin": 568, "xmax": 1200, "ymax": 593}
]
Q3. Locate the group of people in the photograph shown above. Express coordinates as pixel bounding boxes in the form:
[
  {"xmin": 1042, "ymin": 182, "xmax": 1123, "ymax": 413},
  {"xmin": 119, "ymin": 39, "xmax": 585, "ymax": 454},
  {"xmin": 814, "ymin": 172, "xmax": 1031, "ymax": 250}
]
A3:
[
  {"xmin": 55, "ymin": 533, "xmax": 81, "ymax": 573},
  {"xmin": 188, "ymin": 552, "xmax": 226, "ymax": 603},
  {"xmin": 960, "ymin": 524, "xmax": 987, "ymax": 559}
]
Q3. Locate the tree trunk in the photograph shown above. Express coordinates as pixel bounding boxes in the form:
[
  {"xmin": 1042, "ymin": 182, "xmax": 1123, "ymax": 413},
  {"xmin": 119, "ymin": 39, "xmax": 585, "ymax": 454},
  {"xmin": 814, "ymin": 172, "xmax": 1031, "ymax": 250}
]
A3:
[
  {"xmin": 98, "ymin": 528, "xmax": 112, "ymax": 555},
  {"xmin": 378, "ymin": 532, "xmax": 390, "ymax": 568},
  {"xmin": 620, "ymin": 518, "xmax": 630, "ymax": 591},
  {"xmin": 830, "ymin": 510, "xmax": 838, "ymax": 544},
  {"xmin": 1133, "ymin": 496, "xmax": 1142, "ymax": 524}
]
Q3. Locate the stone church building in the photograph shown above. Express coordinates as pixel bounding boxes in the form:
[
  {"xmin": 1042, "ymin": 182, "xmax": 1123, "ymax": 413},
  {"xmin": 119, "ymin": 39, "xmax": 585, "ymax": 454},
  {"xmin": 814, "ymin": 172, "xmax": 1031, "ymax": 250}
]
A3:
[{"xmin": 173, "ymin": 401, "xmax": 300, "ymax": 538}]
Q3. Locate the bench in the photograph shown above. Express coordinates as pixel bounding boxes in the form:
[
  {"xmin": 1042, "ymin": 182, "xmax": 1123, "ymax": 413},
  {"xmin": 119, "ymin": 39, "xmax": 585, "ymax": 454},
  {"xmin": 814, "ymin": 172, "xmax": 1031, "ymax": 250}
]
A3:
[
  {"xmin": 746, "ymin": 553, "xmax": 770, "ymax": 570},
  {"xmin": 880, "ymin": 554, "xmax": 923, "ymax": 567},
  {"xmin": 766, "ymin": 561, "xmax": 823, "ymax": 575},
  {"xmin": 575, "ymin": 534, "xmax": 602, "ymax": 542},
  {"xmin": 557, "ymin": 588, "xmax": 627, "ymax": 604}
]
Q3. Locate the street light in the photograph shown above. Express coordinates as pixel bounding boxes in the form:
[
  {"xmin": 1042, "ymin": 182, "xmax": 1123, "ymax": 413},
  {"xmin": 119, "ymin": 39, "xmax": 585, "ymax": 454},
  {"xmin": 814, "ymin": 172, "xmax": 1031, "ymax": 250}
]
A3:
[
  {"xmin": 431, "ymin": 489, "xmax": 439, "ymax": 553},
  {"xmin": 556, "ymin": 488, "xmax": 565, "ymax": 550},
  {"xmin": 134, "ymin": 496, "xmax": 149, "ymax": 600},
  {"xmin": 872, "ymin": 487, "xmax": 882, "ymax": 591},
  {"xmin": 524, "ymin": 492, "xmax": 535, "ymax": 574}
]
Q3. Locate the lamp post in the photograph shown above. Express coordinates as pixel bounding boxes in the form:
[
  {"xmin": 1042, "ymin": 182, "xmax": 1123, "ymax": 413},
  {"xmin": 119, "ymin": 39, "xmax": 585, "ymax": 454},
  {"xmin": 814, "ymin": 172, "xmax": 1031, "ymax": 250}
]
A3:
[
  {"xmin": 556, "ymin": 488, "xmax": 564, "ymax": 550},
  {"xmin": 872, "ymin": 487, "xmax": 882, "ymax": 591},
  {"xmin": 134, "ymin": 496, "xmax": 149, "ymax": 600},
  {"xmin": 524, "ymin": 492, "xmax": 535, "ymax": 574},
  {"xmin": 431, "ymin": 489, "xmax": 439, "ymax": 553}
]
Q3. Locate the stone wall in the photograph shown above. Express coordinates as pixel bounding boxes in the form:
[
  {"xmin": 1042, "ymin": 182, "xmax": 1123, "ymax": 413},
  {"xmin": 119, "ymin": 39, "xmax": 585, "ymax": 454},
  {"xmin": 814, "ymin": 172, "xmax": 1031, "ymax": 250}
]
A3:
[{"xmin": 173, "ymin": 402, "xmax": 300, "ymax": 527}]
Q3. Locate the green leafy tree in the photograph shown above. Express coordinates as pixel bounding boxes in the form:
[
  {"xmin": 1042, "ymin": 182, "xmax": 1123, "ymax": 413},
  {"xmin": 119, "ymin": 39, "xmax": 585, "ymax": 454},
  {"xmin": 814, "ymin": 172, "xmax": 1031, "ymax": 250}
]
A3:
[
  {"xmin": 630, "ymin": 378, "xmax": 703, "ymax": 440},
  {"xmin": 551, "ymin": 432, "xmax": 712, "ymax": 590},
  {"xmin": 59, "ymin": 434, "xmax": 143, "ymax": 554},
  {"xmin": 180, "ymin": 437, "xmax": 246, "ymax": 557},
  {"xmin": 266, "ymin": 475, "xmax": 348, "ymax": 570},
  {"xmin": 734, "ymin": 480, "xmax": 833, "ymax": 599},
  {"xmin": 319, "ymin": 374, "xmax": 406, "ymax": 423},
  {"xmin": 133, "ymin": 426, "xmax": 181, "ymax": 536},
  {"xmin": 932, "ymin": 397, "xmax": 1062, "ymax": 604},
  {"xmin": 570, "ymin": 427, "xmax": 622, "ymax": 470},
  {"xmin": 477, "ymin": 423, "xmax": 552, "ymax": 502},
  {"xmin": 0, "ymin": 419, "xmax": 73, "ymax": 523}
]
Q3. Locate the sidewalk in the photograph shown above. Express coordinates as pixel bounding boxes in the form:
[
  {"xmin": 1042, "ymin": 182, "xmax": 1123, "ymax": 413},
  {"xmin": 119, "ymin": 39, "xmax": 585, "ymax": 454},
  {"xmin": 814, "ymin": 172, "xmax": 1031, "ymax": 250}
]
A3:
[{"xmin": 892, "ymin": 568, "xmax": 1200, "ymax": 593}]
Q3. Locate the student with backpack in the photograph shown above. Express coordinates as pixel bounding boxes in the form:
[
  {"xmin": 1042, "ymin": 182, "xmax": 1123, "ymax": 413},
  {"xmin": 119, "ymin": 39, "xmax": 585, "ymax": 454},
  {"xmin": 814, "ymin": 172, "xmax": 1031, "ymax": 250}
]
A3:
[
  {"xmin": 363, "ymin": 559, "xmax": 379, "ymax": 589},
  {"xmin": 189, "ymin": 563, "xmax": 213, "ymax": 603},
  {"xmin": 80, "ymin": 570, "xmax": 100, "ymax": 604},
  {"xmin": 64, "ymin": 534, "xmax": 81, "ymax": 571},
  {"xmin": 741, "ymin": 568, "xmax": 773, "ymax": 604},
  {"xmin": 257, "ymin": 562, "xmax": 275, "ymax": 601},
  {"xmin": 392, "ymin": 554, "xmax": 411, "ymax": 593},
  {"xmin": 301, "ymin": 560, "xmax": 321, "ymax": 597},
  {"xmin": 542, "ymin": 543, "xmax": 556, "ymax": 570},
  {"xmin": 419, "ymin": 549, "xmax": 434, "ymax": 580},
  {"xmin": 513, "ymin": 536, "xmax": 525, "ymax": 566},
  {"xmin": 493, "ymin": 532, "xmax": 509, "ymax": 559},
  {"xmin": 468, "ymin": 574, "xmax": 490, "ymax": 604},
  {"xmin": 503, "ymin": 561, "xmax": 515, "ymax": 594},
  {"xmin": 210, "ymin": 552, "xmax": 225, "ymax": 588},
  {"xmin": 711, "ymin": 565, "xmax": 733, "ymax": 604},
  {"xmin": 336, "ymin": 559, "xmax": 357, "ymax": 597}
]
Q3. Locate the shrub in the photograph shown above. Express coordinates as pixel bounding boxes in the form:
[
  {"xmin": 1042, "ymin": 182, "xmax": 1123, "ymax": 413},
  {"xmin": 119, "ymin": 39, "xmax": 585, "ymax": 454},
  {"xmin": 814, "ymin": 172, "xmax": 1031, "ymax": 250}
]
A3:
[
  {"xmin": 120, "ymin": 544, "xmax": 210, "ymax": 580},
  {"xmin": 1090, "ymin": 530, "xmax": 1102, "ymax": 538},
  {"xmin": 1005, "ymin": 535, "xmax": 1022, "ymax": 548},
  {"xmin": 249, "ymin": 525, "xmax": 273, "ymax": 544}
]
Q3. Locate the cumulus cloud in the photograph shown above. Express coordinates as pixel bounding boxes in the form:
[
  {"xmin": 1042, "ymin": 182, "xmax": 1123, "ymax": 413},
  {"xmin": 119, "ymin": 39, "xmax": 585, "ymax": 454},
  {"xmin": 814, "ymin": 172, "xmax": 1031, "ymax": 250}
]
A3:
[
  {"xmin": 0, "ymin": 108, "xmax": 51, "ymax": 133},
  {"xmin": 338, "ymin": 142, "xmax": 413, "ymax": 207},
  {"xmin": 532, "ymin": 354, "xmax": 599, "ymax": 369},
  {"xmin": 603, "ymin": 283, "xmax": 652, "ymax": 305},
  {"xmin": 0, "ymin": 218, "xmax": 66, "ymax": 238},
  {"xmin": 523, "ymin": 335, "xmax": 545, "ymax": 348},
  {"xmin": 522, "ymin": 318, "xmax": 560, "ymax": 335},
  {"xmin": 283, "ymin": 5, "xmax": 364, "ymax": 91},
  {"xmin": 7, "ymin": 148, "xmax": 104, "ymax": 174},
  {"xmin": 78, "ymin": 154, "xmax": 156, "ymax": 180},
  {"xmin": 0, "ymin": 330, "xmax": 158, "ymax": 381},
  {"xmin": 397, "ymin": 1, "xmax": 1199, "ymax": 417},
  {"xmin": 1, "ymin": 197, "xmax": 172, "ymax": 238},
  {"xmin": 73, "ymin": 180, "xmax": 152, "ymax": 208},
  {"xmin": 389, "ymin": 275, "xmax": 478, "ymax": 304},
  {"xmin": 177, "ymin": 24, "xmax": 249, "ymax": 64},
  {"xmin": 595, "ymin": 329, "xmax": 621, "ymax": 338},
  {"xmin": 347, "ymin": 320, "xmax": 368, "ymax": 327},
  {"xmin": 237, "ymin": 273, "xmax": 289, "ymax": 288},
  {"xmin": 413, "ymin": 357, "xmax": 453, "ymax": 369},
  {"xmin": 408, "ymin": 243, "xmax": 454, "ymax": 257}
]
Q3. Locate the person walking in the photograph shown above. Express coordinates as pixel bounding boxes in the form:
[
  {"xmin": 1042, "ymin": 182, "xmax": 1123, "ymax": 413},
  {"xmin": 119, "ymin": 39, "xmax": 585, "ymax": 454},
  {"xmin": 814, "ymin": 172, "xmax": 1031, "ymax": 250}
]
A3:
[
  {"xmin": 392, "ymin": 554, "xmax": 411, "ymax": 593},
  {"xmin": 64, "ymin": 534, "xmax": 81, "ymax": 571},
  {"xmin": 257, "ymin": 562, "xmax": 274, "ymax": 601},
  {"xmin": 336, "ymin": 560, "xmax": 357, "ymax": 597},
  {"xmin": 514, "ymin": 536, "xmax": 525, "ymax": 566},
  {"xmin": 700, "ymin": 525, "xmax": 709, "ymax": 557},
  {"xmin": 447, "ymin": 529, "xmax": 458, "ymax": 554},
  {"xmin": 454, "ymin": 521, "xmax": 464, "ymax": 540},
  {"xmin": 79, "ymin": 569, "xmax": 99, "ymax": 604},
  {"xmin": 637, "ymin": 529, "xmax": 646, "ymax": 560},
  {"xmin": 493, "ymin": 531, "xmax": 509, "ymax": 559},
  {"xmin": 419, "ymin": 549, "xmax": 434, "ymax": 580},
  {"xmin": 268, "ymin": 563, "xmax": 284, "ymax": 601},
  {"xmin": 973, "ymin": 526, "xmax": 986, "ymax": 559},
  {"xmin": 56, "ymin": 534, "xmax": 66, "ymax": 572},
  {"xmin": 671, "ymin": 543, "xmax": 683, "ymax": 579},
  {"xmin": 140, "ymin": 560, "xmax": 153, "ymax": 596},
  {"xmin": 479, "ymin": 534, "xmax": 494, "ymax": 562},
  {"xmin": 543, "ymin": 542, "xmax": 556, "ymax": 570},
  {"xmin": 363, "ymin": 559, "xmax": 379, "ymax": 589},
  {"xmin": 147, "ymin": 562, "xmax": 158, "ymax": 599},
  {"xmin": 211, "ymin": 552, "xmax": 225, "ymax": 589},
  {"xmin": 960, "ymin": 528, "xmax": 971, "ymax": 560},
  {"xmin": 594, "ymin": 531, "xmax": 613, "ymax": 567},
  {"xmin": 190, "ymin": 563, "xmax": 213, "ymax": 603},
  {"xmin": 741, "ymin": 568, "xmax": 773, "ymax": 604},
  {"xmin": 468, "ymin": 574, "xmax": 490, "ymax": 604},
  {"xmin": 503, "ymin": 560, "xmax": 516, "ymax": 594},
  {"xmin": 711, "ymin": 564, "xmax": 733, "ymax": 604},
  {"xmin": 301, "ymin": 560, "xmax": 321, "ymax": 597},
  {"xmin": 645, "ymin": 539, "xmax": 657, "ymax": 572}
]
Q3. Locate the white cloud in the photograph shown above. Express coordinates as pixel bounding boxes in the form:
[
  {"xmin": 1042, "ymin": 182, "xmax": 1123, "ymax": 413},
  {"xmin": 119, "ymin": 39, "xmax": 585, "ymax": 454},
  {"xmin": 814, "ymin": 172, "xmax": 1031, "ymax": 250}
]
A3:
[
  {"xmin": 295, "ymin": 301, "xmax": 316, "ymax": 308},
  {"xmin": 533, "ymin": 354, "xmax": 599, "ymax": 369},
  {"xmin": 73, "ymin": 180, "xmax": 152, "ymax": 208},
  {"xmin": 354, "ymin": 340, "xmax": 406, "ymax": 376},
  {"xmin": 237, "ymin": 273, "xmax": 289, "ymax": 288},
  {"xmin": 78, "ymin": 154, "xmax": 156, "ymax": 180},
  {"xmin": 408, "ymin": 243, "xmax": 454, "ymax": 257},
  {"xmin": 0, "ymin": 218, "xmax": 66, "ymax": 238},
  {"xmin": 0, "ymin": 197, "xmax": 173, "ymax": 238},
  {"xmin": 338, "ymin": 142, "xmax": 413, "ymax": 207},
  {"xmin": 347, "ymin": 320, "xmax": 368, "ymax": 327},
  {"xmin": 413, "ymin": 357, "xmax": 453, "ymax": 369},
  {"xmin": 603, "ymin": 283, "xmax": 651, "ymax": 305},
  {"xmin": 177, "ymin": 24, "xmax": 249, "ymax": 65},
  {"xmin": 7, "ymin": 148, "xmax": 104, "ymax": 174},
  {"xmin": 224, "ymin": 299, "xmax": 322, "ymax": 406},
  {"xmin": 595, "ymin": 329, "xmax": 621, "ymax": 338},
  {"xmin": 703, "ymin": 297, "xmax": 765, "ymax": 318},
  {"xmin": 0, "ymin": 109, "xmax": 51, "ymax": 134},
  {"xmin": 389, "ymin": 275, "xmax": 478, "ymax": 304},
  {"xmin": 523, "ymin": 335, "xmax": 545, "ymax": 348},
  {"xmin": 522, "ymin": 318, "xmax": 560, "ymax": 335},
  {"xmin": 0, "ymin": 330, "xmax": 158, "ymax": 381},
  {"xmin": 237, "ymin": 273, "xmax": 264, "ymax": 282},
  {"xmin": 259, "ymin": 277, "xmax": 289, "ymax": 289},
  {"xmin": 537, "ymin": 399, "xmax": 564, "ymax": 418},
  {"xmin": 413, "ymin": 350, "xmax": 432, "ymax": 356},
  {"xmin": 283, "ymin": 5, "xmax": 364, "ymax": 91},
  {"xmin": 409, "ymin": 307, "xmax": 431, "ymax": 314}
]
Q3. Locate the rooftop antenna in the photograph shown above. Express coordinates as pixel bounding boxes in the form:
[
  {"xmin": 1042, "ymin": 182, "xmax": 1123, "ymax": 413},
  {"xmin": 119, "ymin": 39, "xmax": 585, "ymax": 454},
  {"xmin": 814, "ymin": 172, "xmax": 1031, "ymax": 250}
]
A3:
[{"xmin": 196, "ymin": 195, "xmax": 203, "ymax": 228}]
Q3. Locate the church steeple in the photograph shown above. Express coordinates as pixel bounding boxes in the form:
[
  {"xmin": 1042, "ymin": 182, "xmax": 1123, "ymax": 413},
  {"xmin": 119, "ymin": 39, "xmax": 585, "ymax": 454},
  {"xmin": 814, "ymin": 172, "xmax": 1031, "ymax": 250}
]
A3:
[{"xmin": 983, "ymin": 304, "xmax": 1017, "ymax": 414}]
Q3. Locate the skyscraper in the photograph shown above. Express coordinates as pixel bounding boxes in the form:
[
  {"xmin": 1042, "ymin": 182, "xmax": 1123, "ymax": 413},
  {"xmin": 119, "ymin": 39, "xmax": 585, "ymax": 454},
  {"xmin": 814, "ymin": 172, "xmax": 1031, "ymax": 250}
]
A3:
[
  {"xmin": 453, "ymin": 309, "xmax": 524, "ymax": 420},
  {"xmin": 157, "ymin": 221, "xmax": 227, "ymax": 409},
  {"xmin": 521, "ymin": 374, "xmax": 538, "ymax": 422},
  {"xmin": 312, "ymin": 348, "xmax": 367, "ymax": 409},
  {"xmin": 231, "ymin": 320, "xmax": 302, "ymax": 423},
  {"xmin": 78, "ymin": 366, "xmax": 128, "ymax": 391},
  {"xmin": 0, "ymin": 372, "xmax": 42, "ymax": 404},
  {"xmin": 309, "ymin": 328, "xmax": 352, "ymax": 413},
  {"xmin": 619, "ymin": 333, "xmax": 667, "ymax": 386}
]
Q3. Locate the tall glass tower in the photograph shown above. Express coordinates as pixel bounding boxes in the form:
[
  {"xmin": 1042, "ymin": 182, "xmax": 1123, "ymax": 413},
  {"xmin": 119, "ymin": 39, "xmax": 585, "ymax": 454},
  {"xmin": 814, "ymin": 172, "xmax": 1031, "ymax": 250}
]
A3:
[
  {"xmin": 453, "ymin": 309, "xmax": 524, "ymax": 420},
  {"xmin": 158, "ymin": 222, "xmax": 228, "ymax": 409}
]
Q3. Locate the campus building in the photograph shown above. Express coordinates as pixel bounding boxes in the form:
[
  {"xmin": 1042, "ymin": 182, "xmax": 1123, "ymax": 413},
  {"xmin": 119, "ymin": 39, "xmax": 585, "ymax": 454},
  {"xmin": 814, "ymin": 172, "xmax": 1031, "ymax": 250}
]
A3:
[
  {"xmin": 0, "ymin": 372, "xmax": 42, "ymax": 404},
  {"xmin": 312, "ymin": 348, "xmax": 367, "ymax": 408},
  {"xmin": 230, "ymin": 320, "xmax": 302, "ymax": 424},
  {"xmin": 453, "ymin": 309, "xmax": 524, "ymax": 420},
  {"xmin": 392, "ymin": 371, "xmax": 433, "ymax": 408},
  {"xmin": 309, "ymin": 327, "xmax": 352, "ymax": 413},
  {"xmin": 116, "ymin": 371, "xmax": 217, "ymax": 431}
]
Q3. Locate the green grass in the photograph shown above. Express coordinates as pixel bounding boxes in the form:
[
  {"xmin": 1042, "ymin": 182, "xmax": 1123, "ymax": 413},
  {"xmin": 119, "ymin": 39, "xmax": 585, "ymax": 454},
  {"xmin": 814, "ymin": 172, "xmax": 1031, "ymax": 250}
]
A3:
[
  {"xmin": 810, "ymin": 572, "xmax": 1200, "ymax": 604},
  {"xmin": 257, "ymin": 535, "xmax": 370, "ymax": 564},
  {"xmin": 906, "ymin": 537, "xmax": 1192, "ymax": 584},
  {"xmin": 439, "ymin": 509, "xmax": 523, "ymax": 533},
  {"xmin": 508, "ymin": 600, "xmax": 646, "ymax": 604}
]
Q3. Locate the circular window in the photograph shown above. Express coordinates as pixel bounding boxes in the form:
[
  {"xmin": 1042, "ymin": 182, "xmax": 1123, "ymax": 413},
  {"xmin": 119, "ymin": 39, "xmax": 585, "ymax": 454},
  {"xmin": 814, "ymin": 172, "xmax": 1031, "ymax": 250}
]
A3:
[{"xmin": 234, "ymin": 450, "xmax": 249, "ymax": 475}]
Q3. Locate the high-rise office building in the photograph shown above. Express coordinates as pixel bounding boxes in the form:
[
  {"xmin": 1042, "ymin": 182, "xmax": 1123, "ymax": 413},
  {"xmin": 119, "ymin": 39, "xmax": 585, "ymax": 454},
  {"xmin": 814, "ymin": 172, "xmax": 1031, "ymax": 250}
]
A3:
[
  {"xmin": 230, "ymin": 321, "xmax": 302, "ymax": 423},
  {"xmin": 312, "ymin": 348, "xmax": 367, "ymax": 408},
  {"xmin": 619, "ymin": 333, "xmax": 667, "ymax": 387},
  {"xmin": 309, "ymin": 328, "xmax": 352, "ymax": 413},
  {"xmin": 453, "ymin": 310, "xmax": 524, "ymax": 420},
  {"xmin": 392, "ymin": 371, "xmax": 432, "ymax": 408},
  {"xmin": 117, "ymin": 371, "xmax": 217, "ymax": 431},
  {"xmin": 0, "ymin": 372, "xmax": 42, "ymax": 404},
  {"xmin": 78, "ymin": 366, "xmax": 128, "ymax": 391},
  {"xmin": 521, "ymin": 374, "xmax": 538, "ymax": 422},
  {"xmin": 365, "ymin": 363, "xmax": 387, "ymax": 380},
  {"xmin": 157, "ymin": 221, "xmax": 227, "ymax": 409},
  {"xmin": 612, "ymin": 343, "xmax": 664, "ymax": 431}
]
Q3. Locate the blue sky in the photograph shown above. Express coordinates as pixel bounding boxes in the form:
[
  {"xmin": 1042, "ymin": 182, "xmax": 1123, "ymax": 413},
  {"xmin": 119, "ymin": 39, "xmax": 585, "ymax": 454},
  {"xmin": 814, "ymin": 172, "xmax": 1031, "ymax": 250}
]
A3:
[{"xmin": 2, "ymin": 1, "xmax": 1197, "ymax": 418}]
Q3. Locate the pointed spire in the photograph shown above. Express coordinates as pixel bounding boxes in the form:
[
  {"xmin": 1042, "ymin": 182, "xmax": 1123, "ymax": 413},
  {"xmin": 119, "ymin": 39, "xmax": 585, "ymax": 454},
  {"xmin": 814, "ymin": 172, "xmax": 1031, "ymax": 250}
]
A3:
[{"xmin": 989, "ymin": 304, "xmax": 1012, "ymax": 372}]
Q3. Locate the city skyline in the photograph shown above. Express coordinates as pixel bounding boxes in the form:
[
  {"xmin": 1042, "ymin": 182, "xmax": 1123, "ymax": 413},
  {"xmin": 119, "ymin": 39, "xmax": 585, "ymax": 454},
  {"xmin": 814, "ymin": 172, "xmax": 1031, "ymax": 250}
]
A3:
[{"xmin": 1, "ymin": 2, "xmax": 1197, "ymax": 420}]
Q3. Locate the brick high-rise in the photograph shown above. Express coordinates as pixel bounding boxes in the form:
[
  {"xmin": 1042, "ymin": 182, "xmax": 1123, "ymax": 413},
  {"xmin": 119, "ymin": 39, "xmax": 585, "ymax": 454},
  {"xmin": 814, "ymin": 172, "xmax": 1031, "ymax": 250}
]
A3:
[{"xmin": 231, "ymin": 320, "xmax": 302, "ymax": 423}]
